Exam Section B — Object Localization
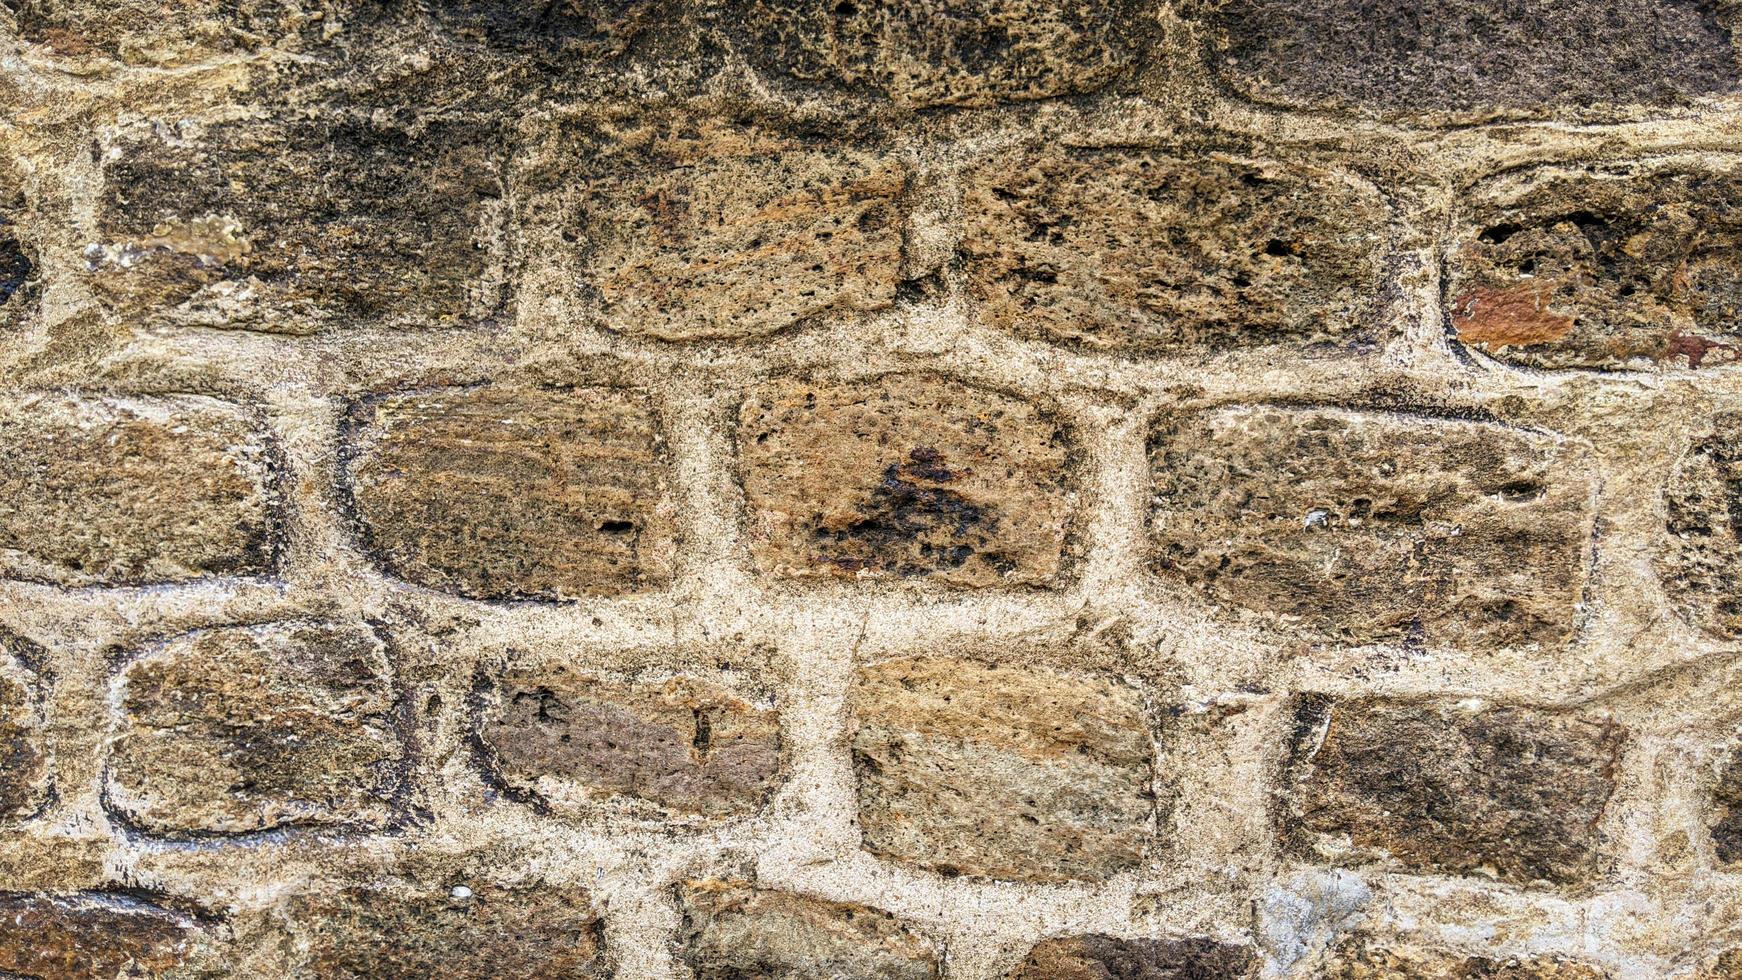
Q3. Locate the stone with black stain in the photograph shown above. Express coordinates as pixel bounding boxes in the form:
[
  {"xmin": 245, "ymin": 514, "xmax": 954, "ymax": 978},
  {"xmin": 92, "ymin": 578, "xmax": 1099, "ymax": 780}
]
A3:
[
  {"xmin": 1193, "ymin": 0, "xmax": 1741, "ymax": 119},
  {"xmin": 675, "ymin": 878, "xmax": 939, "ymax": 980},
  {"xmin": 961, "ymin": 148, "xmax": 1386, "ymax": 355},
  {"xmin": 107, "ymin": 622, "xmax": 403, "ymax": 836},
  {"xmin": 1150, "ymin": 406, "xmax": 1592, "ymax": 650},
  {"xmin": 90, "ymin": 112, "xmax": 506, "ymax": 335},
  {"xmin": 1447, "ymin": 166, "xmax": 1742, "ymax": 370},
  {"xmin": 0, "ymin": 393, "xmax": 278, "ymax": 587},
  {"xmin": 740, "ymin": 375, "xmax": 1074, "ymax": 588},
  {"xmin": 479, "ymin": 665, "xmax": 781, "ymax": 818},
  {"xmin": 1324, "ymin": 937, "xmax": 1610, "ymax": 978},
  {"xmin": 1660, "ymin": 416, "xmax": 1742, "ymax": 638},
  {"xmin": 0, "ymin": 643, "xmax": 46, "ymax": 823},
  {"xmin": 0, "ymin": 892, "xmax": 203, "ymax": 980},
  {"xmin": 1695, "ymin": 948, "xmax": 1742, "ymax": 979},
  {"xmin": 851, "ymin": 657, "xmax": 1154, "ymax": 882},
  {"xmin": 1009, "ymin": 934, "xmax": 1257, "ymax": 979},
  {"xmin": 0, "ymin": 188, "xmax": 36, "ymax": 332},
  {"xmin": 10, "ymin": 0, "xmax": 326, "ymax": 65},
  {"xmin": 1286, "ymin": 697, "xmax": 1626, "ymax": 886},
  {"xmin": 344, "ymin": 386, "xmax": 675, "ymax": 600},
  {"xmin": 1711, "ymin": 747, "xmax": 1742, "ymax": 865},
  {"xmin": 429, "ymin": 0, "xmax": 667, "ymax": 59}
]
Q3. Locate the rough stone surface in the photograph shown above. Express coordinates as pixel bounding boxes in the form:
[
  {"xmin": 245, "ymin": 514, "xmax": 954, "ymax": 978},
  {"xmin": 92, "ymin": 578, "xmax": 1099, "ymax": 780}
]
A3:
[
  {"xmin": 1150, "ymin": 406, "xmax": 1592, "ymax": 649},
  {"xmin": 1662, "ymin": 415, "xmax": 1742, "ymax": 637},
  {"xmin": 1196, "ymin": 0, "xmax": 1741, "ymax": 118},
  {"xmin": 1324, "ymin": 938, "xmax": 1611, "ymax": 978},
  {"xmin": 0, "ymin": 187, "xmax": 35, "ymax": 333},
  {"xmin": 1286, "ymin": 697, "xmax": 1626, "ymax": 885},
  {"xmin": 0, "ymin": 892, "xmax": 201, "ymax": 980},
  {"xmin": 850, "ymin": 656, "xmax": 1154, "ymax": 882},
  {"xmin": 740, "ymin": 375, "xmax": 1074, "ymax": 587},
  {"xmin": 0, "ymin": 644, "xmax": 46, "ymax": 823},
  {"xmin": 0, "ymin": 393, "xmax": 278, "ymax": 586},
  {"xmin": 675, "ymin": 878, "xmax": 940, "ymax": 979},
  {"xmin": 1712, "ymin": 747, "xmax": 1742, "ymax": 865},
  {"xmin": 108, "ymin": 622, "xmax": 403, "ymax": 835},
  {"xmin": 10, "ymin": 0, "xmax": 321, "ymax": 65},
  {"xmin": 961, "ymin": 149, "xmax": 1386, "ymax": 355},
  {"xmin": 1447, "ymin": 166, "xmax": 1742, "ymax": 370},
  {"xmin": 478, "ymin": 665, "xmax": 781, "ymax": 818},
  {"xmin": 1008, "ymin": 935, "xmax": 1257, "ymax": 979},
  {"xmin": 345, "ymin": 386, "xmax": 675, "ymax": 600}
]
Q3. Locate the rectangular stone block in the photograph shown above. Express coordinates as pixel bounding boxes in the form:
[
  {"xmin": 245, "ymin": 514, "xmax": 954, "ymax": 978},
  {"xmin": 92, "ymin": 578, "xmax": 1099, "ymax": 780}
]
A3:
[
  {"xmin": 0, "ymin": 893, "xmax": 201, "ymax": 980},
  {"xmin": 962, "ymin": 150, "xmax": 1386, "ymax": 355},
  {"xmin": 1285, "ymin": 697, "xmax": 1626, "ymax": 886},
  {"xmin": 1712, "ymin": 747, "xmax": 1742, "ymax": 865},
  {"xmin": 851, "ymin": 657, "xmax": 1154, "ymax": 882},
  {"xmin": 0, "ymin": 393, "xmax": 279, "ymax": 586},
  {"xmin": 1661, "ymin": 415, "xmax": 1742, "ymax": 638},
  {"xmin": 676, "ymin": 879, "xmax": 939, "ymax": 979},
  {"xmin": 1195, "ymin": 0, "xmax": 1740, "ymax": 118},
  {"xmin": 1326, "ymin": 938, "xmax": 1610, "ymax": 978},
  {"xmin": 1448, "ymin": 166, "xmax": 1742, "ymax": 370},
  {"xmin": 90, "ymin": 113, "xmax": 505, "ymax": 334},
  {"xmin": 0, "ymin": 641, "xmax": 47, "ymax": 823},
  {"xmin": 740, "ymin": 375, "xmax": 1075, "ymax": 588},
  {"xmin": 1010, "ymin": 935, "xmax": 1256, "ymax": 979},
  {"xmin": 343, "ymin": 385, "xmax": 675, "ymax": 600},
  {"xmin": 478, "ymin": 665, "xmax": 781, "ymax": 819},
  {"xmin": 107, "ymin": 622, "xmax": 403, "ymax": 836},
  {"xmin": 1150, "ymin": 406, "xmax": 1592, "ymax": 650}
]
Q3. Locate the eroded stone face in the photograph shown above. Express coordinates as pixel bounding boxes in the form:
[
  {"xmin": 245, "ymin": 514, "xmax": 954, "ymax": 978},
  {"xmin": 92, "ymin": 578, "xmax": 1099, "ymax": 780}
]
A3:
[
  {"xmin": 345, "ymin": 386, "xmax": 675, "ymax": 600},
  {"xmin": 1711, "ymin": 747, "xmax": 1742, "ymax": 865},
  {"xmin": 1662, "ymin": 416, "xmax": 1742, "ymax": 637},
  {"xmin": 91, "ymin": 114, "xmax": 505, "ymax": 334},
  {"xmin": 675, "ymin": 879, "xmax": 939, "ymax": 980},
  {"xmin": 0, "ymin": 647, "xmax": 46, "ymax": 823},
  {"xmin": 285, "ymin": 878, "xmax": 606, "ymax": 979},
  {"xmin": 479, "ymin": 666, "xmax": 781, "ymax": 817},
  {"xmin": 1195, "ymin": 0, "xmax": 1740, "ymax": 118},
  {"xmin": 961, "ymin": 150, "xmax": 1386, "ymax": 355},
  {"xmin": 1325, "ymin": 938, "xmax": 1610, "ymax": 978},
  {"xmin": 0, "ymin": 191, "xmax": 36, "ymax": 332},
  {"xmin": 740, "ymin": 375, "xmax": 1074, "ymax": 588},
  {"xmin": 1149, "ymin": 406, "xmax": 1592, "ymax": 650},
  {"xmin": 0, "ymin": 893, "xmax": 201, "ymax": 980},
  {"xmin": 1009, "ymin": 935, "xmax": 1257, "ymax": 979},
  {"xmin": 430, "ymin": 0, "xmax": 663, "ymax": 58},
  {"xmin": 851, "ymin": 657, "xmax": 1154, "ymax": 882},
  {"xmin": 1448, "ymin": 167, "xmax": 1742, "ymax": 370},
  {"xmin": 108, "ymin": 622, "xmax": 402, "ymax": 835},
  {"xmin": 1286, "ymin": 697, "xmax": 1626, "ymax": 886},
  {"xmin": 0, "ymin": 393, "xmax": 278, "ymax": 586},
  {"xmin": 10, "ymin": 0, "xmax": 320, "ymax": 65}
]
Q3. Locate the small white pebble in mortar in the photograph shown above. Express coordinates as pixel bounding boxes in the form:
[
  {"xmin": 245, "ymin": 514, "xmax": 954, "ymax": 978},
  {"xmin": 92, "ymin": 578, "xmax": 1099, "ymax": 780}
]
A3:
[{"xmin": 451, "ymin": 885, "xmax": 472, "ymax": 900}]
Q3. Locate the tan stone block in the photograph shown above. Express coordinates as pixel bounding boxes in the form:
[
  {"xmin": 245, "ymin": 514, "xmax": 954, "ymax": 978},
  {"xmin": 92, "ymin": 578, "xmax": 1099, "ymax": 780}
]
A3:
[
  {"xmin": 0, "ymin": 641, "xmax": 47, "ymax": 823},
  {"xmin": 676, "ymin": 879, "xmax": 939, "ymax": 979},
  {"xmin": 1009, "ymin": 934, "xmax": 1256, "ymax": 979},
  {"xmin": 1325, "ymin": 938, "xmax": 1611, "ymax": 978}
]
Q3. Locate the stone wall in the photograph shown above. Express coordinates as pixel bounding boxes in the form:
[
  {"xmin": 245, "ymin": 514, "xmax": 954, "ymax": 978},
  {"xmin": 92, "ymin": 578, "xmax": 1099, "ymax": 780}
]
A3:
[{"xmin": 1, "ymin": 1, "xmax": 1742, "ymax": 977}]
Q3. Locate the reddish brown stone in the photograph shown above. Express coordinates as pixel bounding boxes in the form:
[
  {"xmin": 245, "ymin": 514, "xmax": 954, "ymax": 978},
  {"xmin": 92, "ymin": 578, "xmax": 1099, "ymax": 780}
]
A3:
[{"xmin": 0, "ymin": 893, "xmax": 200, "ymax": 980}]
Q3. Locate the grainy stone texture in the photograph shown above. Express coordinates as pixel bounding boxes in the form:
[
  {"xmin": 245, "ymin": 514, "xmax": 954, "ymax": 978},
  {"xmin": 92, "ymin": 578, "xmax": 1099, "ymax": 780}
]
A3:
[
  {"xmin": 0, "ymin": 393, "xmax": 278, "ymax": 586},
  {"xmin": 1009, "ymin": 934, "xmax": 1257, "ymax": 979},
  {"xmin": 961, "ymin": 149, "xmax": 1387, "ymax": 355},
  {"xmin": 478, "ymin": 664, "xmax": 781, "ymax": 819},
  {"xmin": 851, "ymin": 656, "xmax": 1154, "ymax": 882},
  {"xmin": 0, "ymin": 892, "xmax": 201, "ymax": 980},
  {"xmin": 1324, "ymin": 938, "xmax": 1611, "ymax": 978},
  {"xmin": 675, "ymin": 878, "xmax": 940, "ymax": 979},
  {"xmin": 1286, "ymin": 697, "xmax": 1626, "ymax": 886},
  {"xmin": 0, "ymin": 640, "xmax": 45, "ymax": 823},
  {"xmin": 1150, "ymin": 406, "xmax": 1592, "ymax": 649},
  {"xmin": 345, "ymin": 386, "xmax": 675, "ymax": 600},
  {"xmin": 1660, "ymin": 414, "xmax": 1742, "ymax": 637},
  {"xmin": 741, "ymin": 375, "xmax": 1074, "ymax": 587},
  {"xmin": 0, "ymin": 186, "xmax": 35, "ymax": 334},
  {"xmin": 1712, "ymin": 747, "xmax": 1742, "ymax": 865},
  {"xmin": 107, "ymin": 622, "xmax": 402, "ymax": 836}
]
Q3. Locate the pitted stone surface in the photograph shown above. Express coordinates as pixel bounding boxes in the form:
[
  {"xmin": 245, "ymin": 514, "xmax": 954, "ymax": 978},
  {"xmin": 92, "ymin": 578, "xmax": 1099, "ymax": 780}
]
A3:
[
  {"xmin": 1711, "ymin": 747, "xmax": 1742, "ymax": 865},
  {"xmin": 1661, "ymin": 414, "xmax": 1742, "ymax": 638},
  {"xmin": 676, "ymin": 879, "xmax": 940, "ymax": 979},
  {"xmin": 1009, "ymin": 934, "xmax": 1257, "ymax": 979},
  {"xmin": 0, "ymin": 893, "xmax": 201, "ymax": 980},
  {"xmin": 0, "ymin": 647, "xmax": 45, "ymax": 823}
]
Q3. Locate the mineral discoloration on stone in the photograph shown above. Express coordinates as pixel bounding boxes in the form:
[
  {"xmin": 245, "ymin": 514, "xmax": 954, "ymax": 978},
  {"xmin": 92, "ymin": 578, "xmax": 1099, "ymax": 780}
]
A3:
[
  {"xmin": 1661, "ymin": 415, "xmax": 1742, "ymax": 637},
  {"xmin": 1009, "ymin": 934, "xmax": 1257, "ymax": 979},
  {"xmin": 345, "ymin": 386, "xmax": 675, "ymax": 600},
  {"xmin": 284, "ymin": 877, "xmax": 607, "ymax": 979},
  {"xmin": 0, "ymin": 892, "xmax": 201, "ymax": 980},
  {"xmin": 1195, "ymin": 0, "xmax": 1741, "ymax": 119},
  {"xmin": 9, "ymin": 0, "xmax": 319, "ymax": 65},
  {"xmin": 1447, "ymin": 166, "xmax": 1742, "ymax": 370},
  {"xmin": 851, "ymin": 656, "xmax": 1154, "ymax": 882},
  {"xmin": 1149, "ymin": 406, "xmax": 1593, "ymax": 649},
  {"xmin": 479, "ymin": 665, "xmax": 781, "ymax": 818},
  {"xmin": 1324, "ymin": 938, "xmax": 1611, "ymax": 978},
  {"xmin": 675, "ymin": 878, "xmax": 940, "ymax": 980},
  {"xmin": 0, "ymin": 393, "xmax": 278, "ymax": 587},
  {"xmin": 91, "ymin": 114, "xmax": 505, "ymax": 334},
  {"xmin": 740, "ymin": 375, "xmax": 1074, "ymax": 588},
  {"xmin": 0, "ymin": 647, "xmax": 46, "ymax": 823},
  {"xmin": 108, "ymin": 622, "xmax": 403, "ymax": 836},
  {"xmin": 1286, "ymin": 697, "xmax": 1626, "ymax": 885},
  {"xmin": 961, "ymin": 149, "xmax": 1386, "ymax": 355},
  {"xmin": 1711, "ymin": 747, "xmax": 1742, "ymax": 864}
]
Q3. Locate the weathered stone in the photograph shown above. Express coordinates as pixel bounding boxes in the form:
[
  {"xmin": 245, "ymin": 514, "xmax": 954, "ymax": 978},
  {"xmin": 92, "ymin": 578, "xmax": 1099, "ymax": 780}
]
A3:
[
  {"xmin": 108, "ymin": 622, "xmax": 402, "ymax": 835},
  {"xmin": 479, "ymin": 666, "xmax": 781, "ymax": 817},
  {"xmin": 1697, "ymin": 948, "xmax": 1742, "ymax": 979},
  {"xmin": 0, "ymin": 644, "xmax": 46, "ymax": 823},
  {"xmin": 430, "ymin": 0, "xmax": 663, "ymax": 58},
  {"xmin": 0, "ymin": 189, "xmax": 35, "ymax": 332},
  {"xmin": 1149, "ymin": 406, "xmax": 1592, "ymax": 649},
  {"xmin": 961, "ymin": 149, "xmax": 1386, "ymax": 355},
  {"xmin": 1660, "ymin": 416, "xmax": 1742, "ymax": 637},
  {"xmin": 0, "ymin": 892, "xmax": 201, "ymax": 980},
  {"xmin": 1325, "ymin": 938, "xmax": 1610, "ymax": 978},
  {"xmin": 286, "ymin": 878, "xmax": 606, "ymax": 979},
  {"xmin": 10, "ymin": 0, "xmax": 318, "ymax": 65},
  {"xmin": 1447, "ymin": 167, "xmax": 1742, "ymax": 370},
  {"xmin": 345, "ymin": 385, "xmax": 675, "ymax": 600},
  {"xmin": 90, "ymin": 113, "xmax": 505, "ymax": 334},
  {"xmin": 1009, "ymin": 935, "xmax": 1256, "ymax": 979},
  {"xmin": 0, "ymin": 393, "xmax": 278, "ymax": 586},
  {"xmin": 1195, "ymin": 0, "xmax": 1741, "ymax": 118},
  {"xmin": 1711, "ymin": 747, "xmax": 1742, "ymax": 864},
  {"xmin": 740, "ymin": 375, "xmax": 1074, "ymax": 587},
  {"xmin": 1286, "ymin": 697, "xmax": 1626, "ymax": 885},
  {"xmin": 851, "ymin": 657, "xmax": 1153, "ymax": 882},
  {"xmin": 675, "ymin": 878, "xmax": 939, "ymax": 980}
]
